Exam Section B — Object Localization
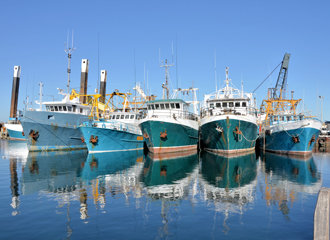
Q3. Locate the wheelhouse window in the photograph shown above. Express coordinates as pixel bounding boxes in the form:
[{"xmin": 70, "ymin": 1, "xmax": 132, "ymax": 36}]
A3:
[
  {"xmin": 235, "ymin": 102, "xmax": 240, "ymax": 107},
  {"xmin": 121, "ymin": 115, "xmax": 124, "ymax": 119},
  {"xmin": 63, "ymin": 106, "xmax": 67, "ymax": 111},
  {"xmin": 116, "ymin": 115, "xmax": 120, "ymax": 119},
  {"xmin": 46, "ymin": 106, "xmax": 50, "ymax": 111},
  {"xmin": 223, "ymin": 102, "xmax": 227, "ymax": 108},
  {"xmin": 229, "ymin": 102, "xmax": 233, "ymax": 107},
  {"xmin": 112, "ymin": 115, "xmax": 116, "ymax": 119},
  {"xmin": 80, "ymin": 108, "xmax": 83, "ymax": 113},
  {"xmin": 125, "ymin": 115, "xmax": 129, "ymax": 119},
  {"xmin": 170, "ymin": 103, "xmax": 175, "ymax": 109},
  {"xmin": 72, "ymin": 106, "xmax": 76, "ymax": 112},
  {"xmin": 165, "ymin": 103, "xmax": 170, "ymax": 109},
  {"xmin": 148, "ymin": 105, "xmax": 151, "ymax": 110},
  {"xmin": 160, "ymin": 104, "xmax": 165, "ymax": 109},
  {"xmin": 216, "ymin": 103, "xmax": 221, "ymax": 108},
  {"xmin": 175, "ymin": 103, "xmax": 180, "ymax": 109},
  {"xmin": 59, "ymin": 106, "xmax": 63, "ymax": 111},
  {"xmin": 130, "ymin": 115, "xmax": 135, "ymax": 119},
  {"xmin": 210, "ymin": 103, "xmax": 214, "ymax": 108},
  {"xmin": 242, "ymin": 102, "xmax": 247, "ymax": 107},
  {"xmin": 155, "ymin": 104, "xmax": 160, "ymax": 109},
  {"xmin": 67, "ymin": 106, "xmax": 72, "ymax": 112},
  {"xmin": 54, "ymin": 106, "xmax": 58, "ymax": 111}
]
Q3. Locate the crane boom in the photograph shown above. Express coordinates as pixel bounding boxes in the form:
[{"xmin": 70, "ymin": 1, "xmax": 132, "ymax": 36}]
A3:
[{"xmin": 273, "ymin": 53, "xmax": 290, "ymax": 99}]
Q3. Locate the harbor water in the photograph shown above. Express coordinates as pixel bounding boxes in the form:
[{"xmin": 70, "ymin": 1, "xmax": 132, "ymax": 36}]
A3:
[{"xmin": 0, "ymin": 139, "xmax": 329, "ymax": 239}]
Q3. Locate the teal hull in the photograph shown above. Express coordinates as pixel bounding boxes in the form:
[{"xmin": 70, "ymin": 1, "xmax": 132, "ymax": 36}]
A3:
[
  {"xmin": 201, "ymin": 117, "xmax": 258, "ymax": 154},
  {"xmin": 140, "ymin": 120, "xmax": 198, "ymax": 153}
]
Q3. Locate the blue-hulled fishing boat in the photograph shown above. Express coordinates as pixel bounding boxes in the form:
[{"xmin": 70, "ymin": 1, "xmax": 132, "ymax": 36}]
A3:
[{"xmin": 259, "ymin": 53, "xmax": 321, "ymax": 156}]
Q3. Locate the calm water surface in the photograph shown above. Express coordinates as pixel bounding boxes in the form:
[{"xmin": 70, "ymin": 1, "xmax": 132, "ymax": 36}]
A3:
[{"xmin": 0, "ymin": 139, "xmax": 329, "ymax": 240}]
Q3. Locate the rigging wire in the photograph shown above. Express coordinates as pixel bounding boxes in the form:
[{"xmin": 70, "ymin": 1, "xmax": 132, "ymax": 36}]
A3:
[{"xmin": 252, "ymin": 61, "xmax": 282, "ymax": 94}]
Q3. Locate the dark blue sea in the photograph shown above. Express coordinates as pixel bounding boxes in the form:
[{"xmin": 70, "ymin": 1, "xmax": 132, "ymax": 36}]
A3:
[{"xmin": 0, "ymin": 139, "xmax": 328, "ymax": 240}]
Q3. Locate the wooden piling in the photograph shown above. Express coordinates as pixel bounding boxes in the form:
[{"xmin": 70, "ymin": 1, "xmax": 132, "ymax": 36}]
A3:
[{"xmin": 314, "ymin": 187, "xmax": 330, "ymax": 240}]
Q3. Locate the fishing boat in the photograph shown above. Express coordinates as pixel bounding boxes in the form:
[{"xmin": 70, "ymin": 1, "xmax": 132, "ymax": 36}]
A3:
[
  {"xmin": 139, "ymin": 59, "xmax": 199, "ymax": 153},
  {"xmin": 21, "ymin": 88, "xmax": 90, "ymax": 151},
  {"xmin": 200, "ymin": 67, "xmax": 258, "ymax": 155},
  {"xmin": 78, "ymin": 83, "xmax": 156, "ymax": 153},
  {"xmin": 5, "ymin": 117, "xmax": 25, "ymax": 141},
  {"xmin": 259, "ymin": 53, "xmax": 321, "ymax": 156},
  {"xmin": 79, "ymin": 111, "xmax": 144, "ymax": 153}
]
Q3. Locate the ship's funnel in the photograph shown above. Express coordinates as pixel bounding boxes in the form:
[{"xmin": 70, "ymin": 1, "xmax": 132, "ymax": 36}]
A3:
[
  {"xmin": 99, "ymin": 70, "xmax": 107, "ymax": 103},
  {"xmin": 10, "ymin": 66, "xmax": 21, "ymax": 118},
  {"xmin": 80, "ymin": 59, "xmax": 89, "ymax": 104}
]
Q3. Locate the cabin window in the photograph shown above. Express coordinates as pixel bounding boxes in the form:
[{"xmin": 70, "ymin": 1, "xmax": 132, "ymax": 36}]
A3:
[
  {"xmin": 229, "ymin": 102, "xmax": 233, "ymax": 107},
  {"xmin": 210, "ymin": 103, "xmax": 214, "ymax": 108},
  {"xmin": 112, "ymin": 115, "xmax": 116, "ymax": 119},
  {"xmin": 121, "ymin": 115, "xmax": 124, "ymax": 119},
  {"xmin": 165, "ymin": 103, "xmax": 170, "ymax": 109},
  {"xmin": 216, "ymin": 103, "xmax": 221, "ymax": 108},
  {"xmin": 170, "ymin": 103, "xmax": 175, "ymax": 109},
  {"xmin": 80, "ymin": 108, "xmax": 83, "ymax": 113},
  {"xmin": 68, "ymin": 106, "xmax": 72, "ymax": 112},
  {"xmin": 148, "ymin": 105, "xmax": 151, "ymax": 110},
  {"xmin": 59, "ymin": 106, "xmax": 62, "ymax": 111},
  {"xmin": 46, "ymin": 106, "xmax": 50, "ymax": 111},
  {"xmin": 175, "ymin": 103, "xmax": 180, "ymax": 109},
  {"xmin": 235, "ymin": 102, "xmax": 240, "ymax": 107},
  {"xmin": 130, "ymin": 115, "xmax": 135, "ymax": 119},
  {"xmin": 160, "ymin": 104, "xmax": 165, "ymax": 109},
  {"xmin": 72, "ymin": 106, "xmax": 76, "ymax": 112},
  {"xmin": 54, "ymin": 106, "xmax": 58, "ymax": 111},
  {"xmin": 223, "ymin": 102, "xmax": 227, "ymax": 107},
  {"xmin": 293, "ymin": 116, "xmax": 298, "ymax": 121},
  {"xmin": 281, "ymin": 116, "xmax": 285, "ymax": 121},
  {"xmin": 299, "ymin": 115, "xmax": 304, "ymax": 120},
  {"xmin": 151, "ymin": 104, "xmax": 155, "ymax": 110},
  {"xmin": 155, "ymin": 104, "xmax": 160, "ymax": 109},
  {"xmin": 63, "ymin": 106, "xmax": 67, "ymax": 111},
  {"xmin": 116, "ymin": 115, "xmax": 120, "ymax": 119},
  {"xmin": 125, "ymin": 115, "xmax": 129, "ymax": 119},
  {"xmin": 242, "ymin": 102, "xmax": 247, "ymax": 107},
  {"xmin": 48, "ymin": 115, "xmax": 54, "ymax": 120}
]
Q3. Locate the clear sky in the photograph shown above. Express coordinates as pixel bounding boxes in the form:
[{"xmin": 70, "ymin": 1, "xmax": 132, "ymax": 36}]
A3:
[{"xmin": 0, "ymin": 0, "xmax": 329, "ymax": 122}]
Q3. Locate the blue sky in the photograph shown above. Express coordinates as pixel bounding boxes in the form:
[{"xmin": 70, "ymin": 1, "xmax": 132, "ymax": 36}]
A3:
[{"xmin": 0, "ymin": 0, "xmax": 329, "ymax": 122}]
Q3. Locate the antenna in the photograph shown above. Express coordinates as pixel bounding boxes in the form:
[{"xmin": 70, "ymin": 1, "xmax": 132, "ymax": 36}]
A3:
[
  {"xmin": 214, "ymin": 49, "xmax": 217, "ymax": 97},
  {"xmin": 172, "ymin": 42, "xmax": 174, "ymax": 64},
  {"xmin": 64, "ymin": 30, "xmax": 76, "ymax": 93},
  {"xmin": 176, "ymin": 35, "xmax": 178, "ymax": 89}
]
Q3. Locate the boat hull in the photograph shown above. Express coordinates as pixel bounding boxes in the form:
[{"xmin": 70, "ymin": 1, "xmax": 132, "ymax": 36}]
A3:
[
  {"xmin": 139, "ymin": 118, "xmax": 199, "ymax": 153},
  {"xmin": 200, "ymin": 115, "xmax": 258, "ymax": 155},
  {"xmin": 79, "ymin": 126, "xmax": 144, "ymax": 153},
  {"xmin": 259, "ymin": 119, "xmax": 321, "ymax": 156},
  {"xmin": 4, "ymin": 123, "xmax": 25, "ymax": 141},
  {"xmin": 21, "ymin": 111, "xmax": 87, "ymax": 152}
]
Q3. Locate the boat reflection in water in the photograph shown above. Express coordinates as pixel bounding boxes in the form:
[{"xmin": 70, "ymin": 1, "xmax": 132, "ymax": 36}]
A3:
[
  {"xmin": 140, "ymin": 150, "xmax": 199, "ymax": 200},
  {"xmin": 259, "ymin": 152, "xmax": 321, "ymax": 221},
  {"xmin": 199, "ymin": 151, "xmax": 258, "ymax": 233},
  {"xmin": 82, "ymin": 150, "xmax": 145, "ymax": 210},
  {"xmin": 140, "ymin": 150, "xmax": 199, "ymax": 238}
]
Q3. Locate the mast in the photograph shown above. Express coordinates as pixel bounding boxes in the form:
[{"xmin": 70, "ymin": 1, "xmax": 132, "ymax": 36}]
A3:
[
  {"xmin": 38, "ymin": 82, "xmax": 43, "ymax": 111},
  {"xmin": 160, "ymin": 59, "xmax": 174, "ymax": 99},
  {"xmin": 64, "ymin": 30, "xmax": 76, "ymax": 93}
]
